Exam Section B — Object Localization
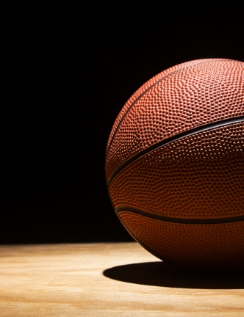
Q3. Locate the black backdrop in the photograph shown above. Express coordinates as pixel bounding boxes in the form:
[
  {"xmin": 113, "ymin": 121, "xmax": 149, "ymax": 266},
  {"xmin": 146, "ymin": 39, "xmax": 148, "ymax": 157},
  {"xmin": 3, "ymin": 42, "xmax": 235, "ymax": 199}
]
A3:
[{"xmin": 2, "ymin": 3, "xmax": 244, "ymax": 243}]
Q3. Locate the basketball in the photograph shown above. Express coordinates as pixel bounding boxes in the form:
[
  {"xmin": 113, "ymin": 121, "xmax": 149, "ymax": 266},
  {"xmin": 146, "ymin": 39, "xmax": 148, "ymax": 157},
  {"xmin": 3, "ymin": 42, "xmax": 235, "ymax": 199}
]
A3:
[{"xmin": 105, "ymin": 59, "xmax": 244, "ymax": 272}]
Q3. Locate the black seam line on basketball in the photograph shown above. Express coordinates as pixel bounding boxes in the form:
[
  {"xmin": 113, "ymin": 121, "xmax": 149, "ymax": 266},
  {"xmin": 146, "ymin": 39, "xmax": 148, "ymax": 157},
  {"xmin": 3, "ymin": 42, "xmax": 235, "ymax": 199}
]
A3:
[
  {"xmin": 107, "ymin": 115, "xmax": 244, "ymax": 186},
  {"xmin": 116, "ymin": 207, "xmax": 244, "ymax": 224},
  {"xmin": 106, "ymin": 59, "xmax": 228, "ymax": 155}
]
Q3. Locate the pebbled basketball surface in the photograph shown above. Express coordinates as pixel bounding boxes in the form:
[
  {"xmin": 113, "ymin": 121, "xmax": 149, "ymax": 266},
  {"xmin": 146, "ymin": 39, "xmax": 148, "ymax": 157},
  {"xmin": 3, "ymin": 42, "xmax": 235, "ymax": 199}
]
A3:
[{"xmin": 106, "ymin": 59, "xmax": 244, "ymax": 271}]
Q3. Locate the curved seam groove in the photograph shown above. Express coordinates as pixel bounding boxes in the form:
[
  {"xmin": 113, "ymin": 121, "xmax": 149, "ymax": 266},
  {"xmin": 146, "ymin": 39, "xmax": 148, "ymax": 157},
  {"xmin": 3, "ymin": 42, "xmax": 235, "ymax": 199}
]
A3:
[
  {"xmin": 107, "ymin": 115, "xmax": 244, "ymax": 186},
  {"xmin": 117, "ymin": 207, "xmax": 244, "ymax": 224}
]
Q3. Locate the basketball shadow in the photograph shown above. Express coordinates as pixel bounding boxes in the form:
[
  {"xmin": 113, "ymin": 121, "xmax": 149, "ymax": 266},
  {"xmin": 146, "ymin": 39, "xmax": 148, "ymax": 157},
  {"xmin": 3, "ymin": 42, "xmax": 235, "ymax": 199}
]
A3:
[{"xmin": 103, "ymin": 261, "xmax": 244, "ymax": 289}]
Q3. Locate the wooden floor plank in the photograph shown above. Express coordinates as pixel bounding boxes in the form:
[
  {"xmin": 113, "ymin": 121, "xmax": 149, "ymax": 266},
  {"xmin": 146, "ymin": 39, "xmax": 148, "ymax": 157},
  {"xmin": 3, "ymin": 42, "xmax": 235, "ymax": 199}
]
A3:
[{"xmin": 0, "ymin": 243, "xmax": 243, "ymax": 316}]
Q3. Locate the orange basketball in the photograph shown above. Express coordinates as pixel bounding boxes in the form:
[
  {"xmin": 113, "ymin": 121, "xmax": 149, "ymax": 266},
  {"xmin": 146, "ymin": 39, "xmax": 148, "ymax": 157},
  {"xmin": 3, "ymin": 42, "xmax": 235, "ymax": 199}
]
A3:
[{"xmin": 105, "ymin": 59, "xmax": 244, "ymax": 272}]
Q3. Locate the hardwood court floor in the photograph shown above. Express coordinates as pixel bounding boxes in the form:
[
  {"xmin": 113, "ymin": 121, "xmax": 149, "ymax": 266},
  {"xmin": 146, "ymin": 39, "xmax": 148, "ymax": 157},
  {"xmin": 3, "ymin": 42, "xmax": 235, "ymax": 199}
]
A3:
[{"xmin": 0, "ymin": 243, "xmax": 243, "ymax": 316}]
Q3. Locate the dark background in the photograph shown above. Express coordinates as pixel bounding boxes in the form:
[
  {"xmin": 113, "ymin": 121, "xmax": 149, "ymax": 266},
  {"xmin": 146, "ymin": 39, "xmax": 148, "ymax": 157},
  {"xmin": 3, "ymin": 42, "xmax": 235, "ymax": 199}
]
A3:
[{"xmin": 2, "ymin": 3, "xmax": 244, "ymax": 243}]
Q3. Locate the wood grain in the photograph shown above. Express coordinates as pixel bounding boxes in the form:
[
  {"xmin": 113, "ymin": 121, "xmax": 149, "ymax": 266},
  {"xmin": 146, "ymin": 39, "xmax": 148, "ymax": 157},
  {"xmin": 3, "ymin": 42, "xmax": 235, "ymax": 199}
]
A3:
[{"xmin": 0, "ymin": 243, "xmax": 243, "ymax": 316}]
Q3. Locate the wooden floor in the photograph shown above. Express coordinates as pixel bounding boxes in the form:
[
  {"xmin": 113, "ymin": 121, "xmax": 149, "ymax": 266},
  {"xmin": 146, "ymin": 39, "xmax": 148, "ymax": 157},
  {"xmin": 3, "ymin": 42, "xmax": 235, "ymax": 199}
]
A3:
[{"xmin": 0, "ymin": 242, "xmax": 243, "ymax": 316}]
